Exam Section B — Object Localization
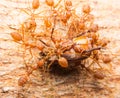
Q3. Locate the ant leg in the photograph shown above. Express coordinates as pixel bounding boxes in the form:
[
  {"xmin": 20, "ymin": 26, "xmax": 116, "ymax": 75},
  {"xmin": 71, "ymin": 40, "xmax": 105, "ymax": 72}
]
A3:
[
  {"xmin": 54, "ymin": 0, "xmax": 62, "ymax": 8},
  {"xmin": 23, "ymin": 46, "xmax": 28, "ymax": 69},
  {"xmin": 28, "ymin": 47, "xmax": 34, "ymax": 61},
  {"xmin": 87, "ymin": 60, "xmax": 94, "ymax": 69},
  {"xmin": 92, "ymin": 58, "xmax": 102, "ymax": 69},
  {"xmin": 47, "ymin": 60, "xmax": 55, "ymax": 70}
]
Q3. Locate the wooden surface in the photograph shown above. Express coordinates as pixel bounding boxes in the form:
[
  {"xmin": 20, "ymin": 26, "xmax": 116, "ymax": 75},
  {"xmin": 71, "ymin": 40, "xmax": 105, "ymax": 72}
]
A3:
[{"xmin": 0, "ymin": 0, "xmax": 120, "ymax": 97}]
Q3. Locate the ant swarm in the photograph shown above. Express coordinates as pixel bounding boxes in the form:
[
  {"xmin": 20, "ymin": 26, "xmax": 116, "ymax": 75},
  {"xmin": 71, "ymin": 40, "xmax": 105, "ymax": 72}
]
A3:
[{"xmin": 10, "ymin": 0, "xmax": 111, "ymax": 86}]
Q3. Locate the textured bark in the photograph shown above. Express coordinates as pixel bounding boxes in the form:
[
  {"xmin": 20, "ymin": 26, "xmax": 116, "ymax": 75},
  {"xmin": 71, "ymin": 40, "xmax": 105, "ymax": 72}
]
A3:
[{"xmin": 0, "ymin": 0, "xmax": 120, "ymax": 97}]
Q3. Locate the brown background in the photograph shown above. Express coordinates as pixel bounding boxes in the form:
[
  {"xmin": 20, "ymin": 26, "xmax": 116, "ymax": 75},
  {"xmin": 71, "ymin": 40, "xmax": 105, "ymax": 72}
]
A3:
[{"xmin": 0, "ymin": 0, "xmax": 120, "ymax": 97}]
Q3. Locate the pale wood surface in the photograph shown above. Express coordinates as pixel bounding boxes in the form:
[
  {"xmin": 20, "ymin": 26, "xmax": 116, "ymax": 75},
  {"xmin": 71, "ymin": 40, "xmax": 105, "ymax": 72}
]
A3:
[{"xmin": 0, "ymin": 0, "xmax": 120, "ymax": 97}]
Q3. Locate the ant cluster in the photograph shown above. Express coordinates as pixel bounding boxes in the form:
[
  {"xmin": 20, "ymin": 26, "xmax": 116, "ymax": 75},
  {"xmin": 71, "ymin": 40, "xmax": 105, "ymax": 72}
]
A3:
[{"xmin": 10, "ymin": 0, "xmax": 111, "ymax": 86}]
